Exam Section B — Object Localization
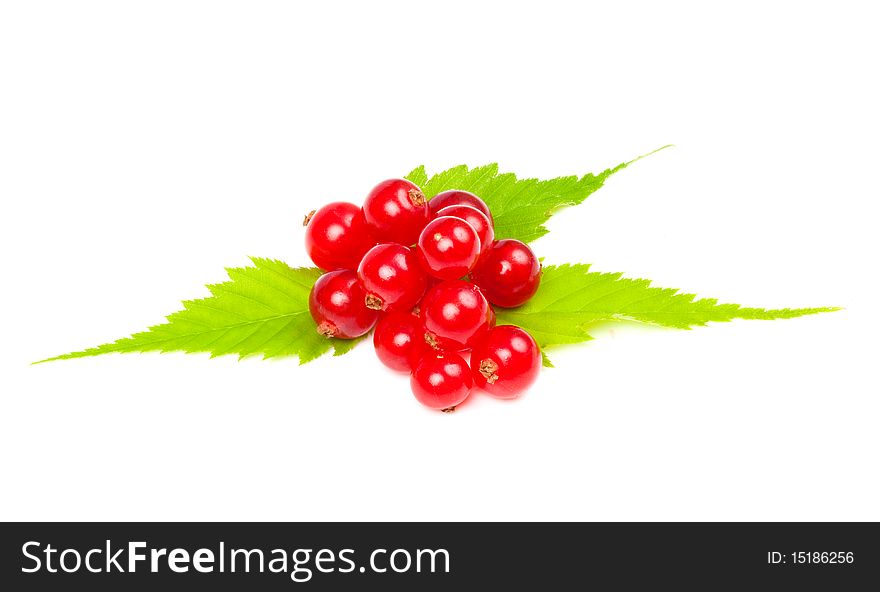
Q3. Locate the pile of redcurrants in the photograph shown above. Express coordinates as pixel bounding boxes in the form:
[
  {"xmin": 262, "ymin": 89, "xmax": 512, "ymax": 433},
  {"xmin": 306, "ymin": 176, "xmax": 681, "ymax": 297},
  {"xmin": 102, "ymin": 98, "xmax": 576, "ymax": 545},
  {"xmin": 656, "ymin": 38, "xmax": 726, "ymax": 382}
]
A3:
[{"xmin": 304, "ymin": 178, "xmax": 542, "ymax": 411}]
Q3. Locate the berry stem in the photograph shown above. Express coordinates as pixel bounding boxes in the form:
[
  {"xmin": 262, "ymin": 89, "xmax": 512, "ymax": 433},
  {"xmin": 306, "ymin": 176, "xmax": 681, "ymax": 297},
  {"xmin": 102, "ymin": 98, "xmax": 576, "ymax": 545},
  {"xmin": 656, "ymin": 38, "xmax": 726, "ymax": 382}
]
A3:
[
  {"xmin": 424, "ymin": 331, "xmax": 440, "ymax": 350},
  {"xmin": 317, "ymin": 320, "xmax": 337, "ymax": 338},
  {"xmin": 479, "ymin": 358, "xmax": 499, "ymax": 383},
  {"xmin": 365, "ymin": 294, "xmax": 384, "ymax": 310}
]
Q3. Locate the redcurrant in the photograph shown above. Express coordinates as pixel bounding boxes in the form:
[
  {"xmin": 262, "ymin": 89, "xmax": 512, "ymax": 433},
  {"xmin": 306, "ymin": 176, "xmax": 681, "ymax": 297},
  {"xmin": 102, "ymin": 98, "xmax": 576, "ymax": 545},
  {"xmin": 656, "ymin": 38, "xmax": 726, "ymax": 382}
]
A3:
[
  {"xmin": 471, "ymin": 325, "xmax": 541, "ymax": 398},
  {"xmin": 372, "ymin": 311, "xmax": 429, "ymax": 372},
  {"xmin": 428, "ymin": 190, "xmax": 493, "ymax": 223},
  {"xmin": 470, "ymin": 239, "xmax": 541, "ymax": 308},
  {"xmin": 421, "ymin": 280, "xmax": 495, "ymax": 351},
  {"xmin": 410, "ymin": 351, "xmax": 473, "ymax": 411},
  {"xmin": 435, "ymin": 205, "xmax": 494, "ymax": 257},
  {"xmin": 417, "ymin": 216, "xmax": 481, "ymax": 281},
  {"xmin": 308, "ymin": 270, "xmax": 379, "ymax": 338},
  {"xmin": 303, "ymin": 202, "xmax": 374, "ymax": 271},
  {"xmin": 362, "ymin": 178, "xmax": 429, "ymax": 245},
  {"xmin": 357, "ymin": 243, "xmax": 428, "ymax": 313}
]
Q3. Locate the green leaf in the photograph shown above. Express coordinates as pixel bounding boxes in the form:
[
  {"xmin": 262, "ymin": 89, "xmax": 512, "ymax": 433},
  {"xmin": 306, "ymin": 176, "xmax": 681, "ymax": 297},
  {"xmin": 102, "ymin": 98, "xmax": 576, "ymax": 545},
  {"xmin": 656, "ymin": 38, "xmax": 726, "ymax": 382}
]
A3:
[
  {"xmin": 496, "ymin": 264, "xmax": 838, "ymax": 354},
  {"xmin": 404, "ymin": 146, "xmax": 670, "ymax": 243},
  {"xmin": 404, "ymin": 165, "xmax": 428, "ymax": 188},
  {"xmin": 38, "ymin": 154, "xmax": 837, "ymax": 369},
  {"xmin": 38, "ymin": 258, "xmax": 363, "ymax": 364}
]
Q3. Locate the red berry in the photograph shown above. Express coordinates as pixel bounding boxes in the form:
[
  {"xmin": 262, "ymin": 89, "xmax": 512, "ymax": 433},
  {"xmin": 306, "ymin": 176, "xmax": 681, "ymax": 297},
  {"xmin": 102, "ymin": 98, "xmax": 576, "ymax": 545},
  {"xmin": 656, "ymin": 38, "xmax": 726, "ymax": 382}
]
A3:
[
  {"xmin": 362, "ymin": 179, "xmax": 429, "ymax": 245},
  {"xmin": 357, "ymin": 243, "xmax": 428, "ymax": 313},
  {"xmin": 435, "ymin": 205, "xmax": 494, "ymax": 257},
  {"xmin": 308, "ymin": 270, "xmax": 379, "ymax": 338},
  {"xmin": 470, "ymin": 239, "xmax": 541, "ymax": 308},
  {"xmin": 471, "ymin": 325, "xmax": 541, "ymax": 398},
  {"xmin": 421, "ymin": 280, "xmax": 495, "ymax": 351},
  {"xmin": 428, "ymin": 190, "xmax": 493, "ymax": 224},
  {"xmin": 373, "ymin": 311, "xmax": 429, "ymax": 372},
  {"xmin": 417, "ymin": 216, "xmax": 481, "ymax": 280},
  {"xmin": 303, "ymin": 202, "xmax": 374, "ymax": 271},
  {"xmin": 410, "ymin": 351, "xmax": 473, "ymax": 411}
]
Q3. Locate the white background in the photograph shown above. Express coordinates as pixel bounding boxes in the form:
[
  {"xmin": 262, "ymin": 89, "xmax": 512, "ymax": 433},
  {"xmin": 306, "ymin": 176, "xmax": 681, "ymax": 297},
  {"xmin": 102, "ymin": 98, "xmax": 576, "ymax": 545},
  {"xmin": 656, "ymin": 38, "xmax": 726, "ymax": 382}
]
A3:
[{"xmin": 1, "ymin": 1, "xmax": 878, "ymax": 521}]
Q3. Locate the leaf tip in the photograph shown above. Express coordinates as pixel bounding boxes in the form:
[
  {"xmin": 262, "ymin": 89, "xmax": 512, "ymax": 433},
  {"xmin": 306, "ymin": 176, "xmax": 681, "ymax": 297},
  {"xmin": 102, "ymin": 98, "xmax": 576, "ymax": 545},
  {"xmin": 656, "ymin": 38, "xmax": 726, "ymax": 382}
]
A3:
[
  {"xmin": 620, "ymin": 144, "xmax": 675, "ymax": 169},
  {"xmin": 32, "ymin": 352, "xmax": 74, "ymax": 364}
]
